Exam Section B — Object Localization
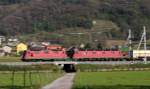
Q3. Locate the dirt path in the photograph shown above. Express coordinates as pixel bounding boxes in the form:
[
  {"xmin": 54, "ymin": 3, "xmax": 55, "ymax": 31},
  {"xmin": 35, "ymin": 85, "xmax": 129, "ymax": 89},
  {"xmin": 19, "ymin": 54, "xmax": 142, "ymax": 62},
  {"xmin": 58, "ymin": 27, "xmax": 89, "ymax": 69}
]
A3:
[{"xmin": 42, "ymin": 73, "xmax": 76, "ymax": 89}]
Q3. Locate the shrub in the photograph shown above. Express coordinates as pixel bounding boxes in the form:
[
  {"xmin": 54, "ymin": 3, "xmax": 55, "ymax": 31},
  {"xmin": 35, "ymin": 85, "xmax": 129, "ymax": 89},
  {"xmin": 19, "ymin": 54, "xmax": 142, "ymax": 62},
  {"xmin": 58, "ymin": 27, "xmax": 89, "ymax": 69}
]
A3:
[{"xmin": 76, "ymin": 64, "xmax": 150, "ymax": 72}]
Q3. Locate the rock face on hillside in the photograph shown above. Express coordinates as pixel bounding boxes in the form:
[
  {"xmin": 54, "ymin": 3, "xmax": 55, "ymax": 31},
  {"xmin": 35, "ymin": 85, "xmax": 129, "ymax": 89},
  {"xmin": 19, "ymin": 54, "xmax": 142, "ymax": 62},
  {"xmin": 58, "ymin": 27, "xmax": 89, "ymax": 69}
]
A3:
[{"xmin": 0, "ymin": 0, "xmax": 150, "ymax": 40}]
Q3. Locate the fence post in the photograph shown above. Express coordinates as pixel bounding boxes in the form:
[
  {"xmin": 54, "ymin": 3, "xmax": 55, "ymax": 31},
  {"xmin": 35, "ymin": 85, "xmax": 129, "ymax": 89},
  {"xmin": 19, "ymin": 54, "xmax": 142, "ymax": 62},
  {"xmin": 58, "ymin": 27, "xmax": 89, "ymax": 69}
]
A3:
[
  {"xmin": 37, "ymin": 70, "xmax": 42, "ymax": 86},
  {"xmin": 36, "ymin": 70, "xmax": 41, "ymax": 87},
  {"xmin": 11, "ymin": 70, "xmax": 15, "ymax": 89},
  {"xmin": 23, "ymin": 69, "xmax": 26, "ymax": 88},
  {"xmin": 29, "ymin": 71, "xmax": 33, "ymax": 89}
]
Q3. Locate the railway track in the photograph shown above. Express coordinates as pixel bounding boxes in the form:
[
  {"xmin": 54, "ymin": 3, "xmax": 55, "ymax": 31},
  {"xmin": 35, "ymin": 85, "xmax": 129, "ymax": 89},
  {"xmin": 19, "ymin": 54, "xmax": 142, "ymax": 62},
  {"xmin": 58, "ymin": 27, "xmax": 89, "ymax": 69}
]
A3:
[{"xmin": 0, "ymin": 61, "xmax": 150, "ymax": 66}]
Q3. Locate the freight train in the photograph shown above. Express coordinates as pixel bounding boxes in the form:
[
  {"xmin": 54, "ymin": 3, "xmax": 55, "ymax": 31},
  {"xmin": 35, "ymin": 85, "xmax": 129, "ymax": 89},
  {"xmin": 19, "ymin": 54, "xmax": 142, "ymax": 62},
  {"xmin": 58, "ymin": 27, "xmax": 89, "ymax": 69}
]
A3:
[{"xmin": 21, "ymin": 46, "xmax": 150, "ymax": 61}]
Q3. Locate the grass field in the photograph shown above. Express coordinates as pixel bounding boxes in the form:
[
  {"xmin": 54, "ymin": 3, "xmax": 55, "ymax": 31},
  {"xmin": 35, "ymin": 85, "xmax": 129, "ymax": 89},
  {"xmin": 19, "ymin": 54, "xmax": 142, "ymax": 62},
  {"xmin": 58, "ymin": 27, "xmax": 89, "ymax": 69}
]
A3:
[
  {"xmin": 0, "ymin": 71, "xmax": 63, "ymax": 89},
  {"xmin": 0, "ymin": 56, "xmax": 21, "ymax": 62},
  {"xmin": 73, "ymin": 71, "xmax": 150, "ymax": 89}
]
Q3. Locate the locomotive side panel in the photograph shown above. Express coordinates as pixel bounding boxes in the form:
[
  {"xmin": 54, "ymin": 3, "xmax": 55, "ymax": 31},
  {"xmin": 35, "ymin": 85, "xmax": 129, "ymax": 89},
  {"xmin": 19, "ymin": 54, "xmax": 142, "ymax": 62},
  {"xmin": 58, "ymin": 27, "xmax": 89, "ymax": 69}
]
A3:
[
  {"xmin": 73, "ymin": 51, "xmax": 124, "ymax": 59},
  {"xmin": 22, "ymin": 50, "xmax": 68, "ymax": 61},
  {"xmin": 22, "ymin": 50, "xmax": 131, "ymax": 61}
]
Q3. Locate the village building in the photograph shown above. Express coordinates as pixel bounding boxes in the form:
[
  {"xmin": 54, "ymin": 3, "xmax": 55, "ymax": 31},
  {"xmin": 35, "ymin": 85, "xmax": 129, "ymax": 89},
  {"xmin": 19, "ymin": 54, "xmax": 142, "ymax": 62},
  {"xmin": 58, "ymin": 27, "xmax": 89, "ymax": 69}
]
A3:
[
  {"xmin": 16, "ymin": 43, "xmax": 28, "ymax": 55},
  {"xmin": 0, "ymin": 48, "xmax": 5, "ymax": 56},
  {"xmin": 7, "ymin": 37, "xmax": 19, "ymax": 47},
  {"xmin": 2, "ymin": 46, "xmax": 12, "ymax": 56},
  {"xmin": 0, "ymin": 36, "xmax": 6, "ymax": 46},
  {"xmin": 105, "ymin": 40, "xmax": 126, "ymax": 48}
]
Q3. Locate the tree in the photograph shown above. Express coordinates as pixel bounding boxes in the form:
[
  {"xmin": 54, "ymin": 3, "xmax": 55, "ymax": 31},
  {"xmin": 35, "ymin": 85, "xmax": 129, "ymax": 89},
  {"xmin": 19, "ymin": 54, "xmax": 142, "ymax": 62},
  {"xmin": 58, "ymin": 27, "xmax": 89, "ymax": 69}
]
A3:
[
  {"xmin": 97, "ymin": 43, "xmax": 102, "ymax": 50},
  {"xmin": 84, "ymin": 43, "xmax": 91, "ymax": 50}
]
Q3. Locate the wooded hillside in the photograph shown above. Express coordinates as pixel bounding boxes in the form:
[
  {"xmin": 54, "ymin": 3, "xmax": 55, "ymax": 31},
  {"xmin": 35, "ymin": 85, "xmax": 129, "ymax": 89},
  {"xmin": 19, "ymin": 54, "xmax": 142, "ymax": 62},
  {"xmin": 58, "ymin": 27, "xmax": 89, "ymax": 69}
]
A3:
[{"xmin": 0, "ymin": 0, "xmax": 150, "ymax": 40}]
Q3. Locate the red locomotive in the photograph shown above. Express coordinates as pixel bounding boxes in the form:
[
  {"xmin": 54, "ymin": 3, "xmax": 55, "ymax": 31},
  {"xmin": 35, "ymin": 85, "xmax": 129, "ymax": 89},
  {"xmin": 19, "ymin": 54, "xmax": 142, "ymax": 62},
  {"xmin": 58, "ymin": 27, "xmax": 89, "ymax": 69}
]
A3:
[{"xmin": 22, "ymin": 46, "xmax": 129, "ymax": 61}]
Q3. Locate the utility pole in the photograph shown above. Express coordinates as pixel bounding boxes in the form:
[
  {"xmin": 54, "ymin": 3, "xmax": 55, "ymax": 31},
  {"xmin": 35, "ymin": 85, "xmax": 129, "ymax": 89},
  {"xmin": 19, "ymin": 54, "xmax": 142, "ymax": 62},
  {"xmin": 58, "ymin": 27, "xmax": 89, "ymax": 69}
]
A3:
[
  {"xmin": 0, "ymin": 38, "xmax": 2, "ymax": 46},
  {"xmin": 143, "ymin": 26, "xmax": 147, "ymax": 64},
  {"xmin": 127, "ymin": 29, "xmax": 132, "ymax": 51},
  {"xmin": 137, "ymin": 26, "xmax": 147, "ymax": 64}
]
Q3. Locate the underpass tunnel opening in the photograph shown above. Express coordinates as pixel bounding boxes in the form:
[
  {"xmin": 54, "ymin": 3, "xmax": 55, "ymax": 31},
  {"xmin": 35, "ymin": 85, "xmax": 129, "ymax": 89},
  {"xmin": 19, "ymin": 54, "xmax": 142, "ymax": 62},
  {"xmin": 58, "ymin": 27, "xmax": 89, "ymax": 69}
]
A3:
[{"xmin": 63, "ymin": 64, "xmax": 76, "ymax": 72}]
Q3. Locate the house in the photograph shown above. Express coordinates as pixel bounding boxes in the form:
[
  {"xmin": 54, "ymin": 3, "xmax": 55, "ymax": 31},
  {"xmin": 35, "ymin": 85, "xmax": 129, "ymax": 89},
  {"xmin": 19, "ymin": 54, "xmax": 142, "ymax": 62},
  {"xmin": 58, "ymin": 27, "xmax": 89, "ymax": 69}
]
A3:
[
  {"xmin": 16, "ymin": 43, "xmax": 27, "ymax": 55},
  {"xmin": 7, "ymin": 37, "xmax": 19, "ymax": 47},
  {"xmin": 2, "ymin": 46, "xmax": 12, "ymax": 56},
  {"xmin": 0, "ymin": 48, "xmax": 4, "ymax": 56},
  {"xmin": 0, "ymin": 36, "xmax": 6, "ymax": 45},
  {"xmin": 105, "ymin": 40, "xmax": 126, "ymax": 48}
]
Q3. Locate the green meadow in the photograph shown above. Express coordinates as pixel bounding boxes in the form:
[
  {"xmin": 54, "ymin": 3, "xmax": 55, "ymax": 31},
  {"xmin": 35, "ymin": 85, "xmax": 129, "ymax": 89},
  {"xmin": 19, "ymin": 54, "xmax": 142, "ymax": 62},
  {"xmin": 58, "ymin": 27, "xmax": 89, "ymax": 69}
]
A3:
[
  {"xmin": 73, "ymin": 71, "xmax": 150, "ymax": 89},
  {"xmin": 0, "ymin": 56, "xmax": 21, "ymax": 62},
  {"xmin": 0, "ymin": 64, "xmax": 64, "ymax": 89},
  {"xmin": 0, "ymin": 71, "xmax": 63, "ymax": 89}
]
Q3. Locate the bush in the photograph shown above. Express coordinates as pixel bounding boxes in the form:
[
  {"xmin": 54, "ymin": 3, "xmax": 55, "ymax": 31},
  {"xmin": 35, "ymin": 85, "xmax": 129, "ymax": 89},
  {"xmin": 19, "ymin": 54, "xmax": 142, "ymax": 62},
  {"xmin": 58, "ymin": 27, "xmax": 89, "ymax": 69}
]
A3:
[
  {"xmin": 76, "ymin": 64, "xmax": 150, "ymax": 72},
  {"xmin": 0, "ymin": 64, "xmax": 61, "ymax": 72}
]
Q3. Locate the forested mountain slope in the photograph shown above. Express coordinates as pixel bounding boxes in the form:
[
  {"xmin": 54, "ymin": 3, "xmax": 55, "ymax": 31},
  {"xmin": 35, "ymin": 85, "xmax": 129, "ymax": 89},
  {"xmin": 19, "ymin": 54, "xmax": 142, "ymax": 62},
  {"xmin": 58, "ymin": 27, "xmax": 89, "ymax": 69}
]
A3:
[{"xmin": 0, "ymin": 0, "xmax": 150, "ymax": 40}]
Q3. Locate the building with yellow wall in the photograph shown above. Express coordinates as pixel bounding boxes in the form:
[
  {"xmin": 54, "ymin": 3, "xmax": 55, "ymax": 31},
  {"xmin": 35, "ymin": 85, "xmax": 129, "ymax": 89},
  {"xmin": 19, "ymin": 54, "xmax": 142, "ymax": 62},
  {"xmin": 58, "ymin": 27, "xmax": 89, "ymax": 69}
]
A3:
[{"xmin": 16, "ymin": 43, "xmax": 27, "ymax": 55}]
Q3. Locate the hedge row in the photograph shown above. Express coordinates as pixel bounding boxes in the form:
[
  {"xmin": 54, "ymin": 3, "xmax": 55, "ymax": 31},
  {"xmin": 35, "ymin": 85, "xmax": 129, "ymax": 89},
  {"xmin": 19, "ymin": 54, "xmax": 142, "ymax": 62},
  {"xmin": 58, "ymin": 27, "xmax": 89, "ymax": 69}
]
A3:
[
  {"xmin": 75, "ymin": 64, "xmax": 150, "ymax": 72},
  {"xmin": 0, "ymin": 64, "xmax": 61, "ymax": 72},
  {"xmin": 73, "ymin": 85, "xmax": 150, "ymax": 89}
]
